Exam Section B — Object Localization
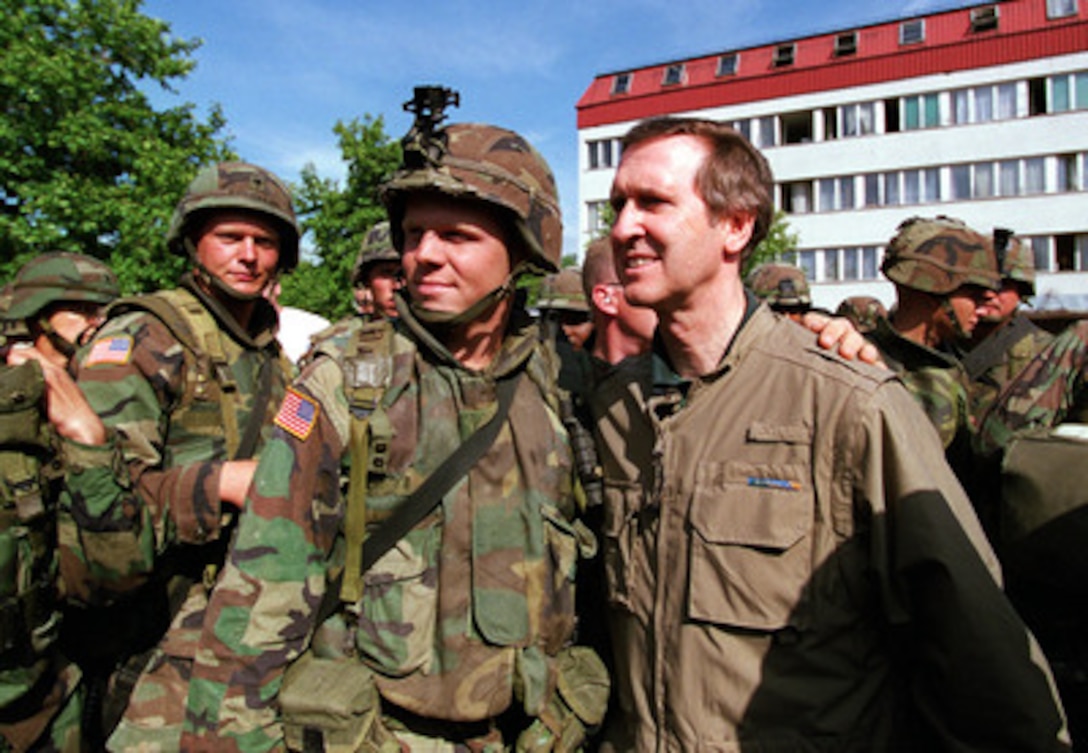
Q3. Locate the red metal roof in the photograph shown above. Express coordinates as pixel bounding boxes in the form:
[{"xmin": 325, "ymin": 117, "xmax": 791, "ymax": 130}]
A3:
[{"xmin": 576, "ymin": 0, "xmax": 1088, "ymax": 129}]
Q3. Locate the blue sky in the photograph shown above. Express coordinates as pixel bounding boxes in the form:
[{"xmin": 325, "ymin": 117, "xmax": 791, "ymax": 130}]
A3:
[{"xmin": 141, "ymin": 0, "xmax": 974, "ymax": 259}]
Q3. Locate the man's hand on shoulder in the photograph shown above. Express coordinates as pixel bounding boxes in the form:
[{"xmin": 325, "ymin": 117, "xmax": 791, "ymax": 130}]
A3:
[{"xmin": 800, "ymin": 311, "xmax": 886, "ymax": 369}]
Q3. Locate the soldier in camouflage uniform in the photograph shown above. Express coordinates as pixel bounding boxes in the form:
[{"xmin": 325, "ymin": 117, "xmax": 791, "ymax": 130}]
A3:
[
  {"xmin": 181, "ymin": 90, "xmax": 608, "ymax": 752},
  {"xmin": 866, "ymin": 216, "xmax": 1000, "ymax": 462},
  {"xmin": 1, "ymin": 253, "xmax": 119, "ymax": 752},
  {"xmin": 834, "ymin": 295, "xmax": 887, "ymax": 335},
  {"xmin": 40, "ymin": 164, "xmax": 298, "ymax": 750},
  {"xmin": 352, "ymin": 220, "xmax": 403, "ymax": 320},
  {"xmin": 537, "ymin": 267, "xmax": 593, "ymax": 352},
  {"xmin": 961, "ymin": 230, "xmax": 1055, "ymax": 422},
  {"xmin": 745, "ymin": 262, "xmax": 812, "ymax": 321}
]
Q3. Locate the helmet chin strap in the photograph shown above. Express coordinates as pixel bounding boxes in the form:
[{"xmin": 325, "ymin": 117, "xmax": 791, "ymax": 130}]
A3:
[
  {"xmin": 187, "ymin": 238, "xmax": 274, "ymax": 304},
  {"xmin": 940, "ymin": 297, "xmax": 971, "ymax": 342},
  {"xmin": 35, "ymin": 316, "xmax": 77, "ymax": 360},
  {"xmin": 408, "ymin": 261, "xmax": 531, "ymax": 327}
]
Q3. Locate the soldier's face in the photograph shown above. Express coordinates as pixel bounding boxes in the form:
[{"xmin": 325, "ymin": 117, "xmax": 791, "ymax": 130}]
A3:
[
  {"xmin": 610, "ymin": 135, "xmax": 752, "ymax": 314},
  {"xmin": 977, "ymin": 281, "xmax": 1022, "ymax": 323},
  {"xmin": 942, "ymin": 285, "xmax": 986, "ymax": 340},
  {"xmin": 365, "ymin": 261, "xmax": 403, "ymax": 319},
  {"xmin": 400, "ymin": 196, "xmax": 513, "ymax": 316},
  {"xmin": 194, "ymin": 212, "xmax": 281, "ymax": 299},
  {"xmin": 46, "ymin": 301, "xmax": 105, "ymax": 347}
]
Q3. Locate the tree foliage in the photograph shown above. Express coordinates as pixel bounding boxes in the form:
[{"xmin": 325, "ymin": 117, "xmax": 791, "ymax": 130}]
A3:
[
  {"xmin": 0, "ymin": 0, "xmax": 233, "ymax": 292},
  {"xmin": 742, "ymin": 211, "xmax": 800, "ymax": 279},
  {"xmin": 280, "ymin": 116, "xmax": 402, "ymax": 322}
]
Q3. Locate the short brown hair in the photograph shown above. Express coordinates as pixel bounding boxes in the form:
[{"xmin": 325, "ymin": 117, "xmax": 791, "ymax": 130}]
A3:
[
  {"xmin": 621, "ymin": 117, "xmax": 774, "ymax": 258},
  {"xmin": 582, "ymin": 236, "xmax": 617, "ymax": 301}
]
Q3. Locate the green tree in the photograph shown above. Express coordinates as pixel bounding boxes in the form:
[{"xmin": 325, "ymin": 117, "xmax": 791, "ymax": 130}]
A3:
[
  {"xmin": 0, "ymin": 0, "xmax": 234, "ymax": 292},
  {"xmin": 742, "ymin": 210, "xmax": 800, "ymax": 279},
  {"xmin": 282, "ymin": 116, "xmax": 401, "ymax": 322}
]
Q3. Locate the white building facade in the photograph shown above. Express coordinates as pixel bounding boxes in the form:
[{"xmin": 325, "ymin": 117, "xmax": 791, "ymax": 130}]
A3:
[{"xmin": 576, "ymin": 0, "xmax": 1088, "ymax": 312}]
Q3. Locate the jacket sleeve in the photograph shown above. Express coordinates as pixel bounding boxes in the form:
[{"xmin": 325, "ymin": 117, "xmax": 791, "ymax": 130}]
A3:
[
  {"xmin": 859, "ymin": 381, "xmax": 1069, "ymax": 752},
  {"xmin": 182, "ymin": 356, "xmax": 348, "ymax": 751},
  {"xmin": 59, "ymin": 314, "xmax": 232, "ymax": 602}
]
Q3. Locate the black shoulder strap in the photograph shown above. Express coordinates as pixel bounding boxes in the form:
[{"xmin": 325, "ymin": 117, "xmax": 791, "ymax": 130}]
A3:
[
  {"xmin": 316, "ymin": 372, "xmax": 520, "ymax": 625},
  {"xmin": 962, "ymin": 315, "xmax": 1036, "ymax": 382}
]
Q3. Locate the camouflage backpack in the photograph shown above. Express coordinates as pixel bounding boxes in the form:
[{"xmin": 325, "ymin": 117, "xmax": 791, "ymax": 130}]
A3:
[{"xmin": 0, "ymin": 360, "xmax": 61, "ymax": 705}]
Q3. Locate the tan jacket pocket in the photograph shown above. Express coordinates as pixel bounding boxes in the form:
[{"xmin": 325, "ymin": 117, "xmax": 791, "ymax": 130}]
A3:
[{"xmin": 688, "ymin": 461, "xmax": 813, "ymax": 631}]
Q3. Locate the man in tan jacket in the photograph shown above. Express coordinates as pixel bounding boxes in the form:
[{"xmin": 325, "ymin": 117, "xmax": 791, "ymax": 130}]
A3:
[{"xmin": 593, "ymin": 115, "xmax": 1068, "ymax": 752}]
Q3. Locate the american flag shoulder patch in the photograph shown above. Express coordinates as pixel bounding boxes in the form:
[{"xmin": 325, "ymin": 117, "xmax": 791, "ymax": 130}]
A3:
[
  {"xmin": 275, "ymin": 388, "xmax": 319, "ymax": 441},
  {"xmin": 84, "ymin": 336, "xmax": 133, "ymax": 366}
]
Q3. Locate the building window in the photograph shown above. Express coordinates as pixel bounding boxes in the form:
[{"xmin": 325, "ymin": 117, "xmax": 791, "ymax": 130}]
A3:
[
  {"xmin": 783, "ymin": 181, "xmax": 813, "ymax": 214},
  {"xmin": 662, "ymin": 64, "xmax": 685, "ymax": 87},
  {"xmin": 953, "ymin": 84, "xmax": 1018, "ymax": 124},
  {"xmin": 799, "ymin": 250, "xmax": 817, "ymax": 282},
  {"xmin": 840, "ymin": 102, "xmax": 875, "ymax": 137},
  {"xmin": 586, "ymin": 139, "xmax": 615, "ymax": 170},
  {"xmin": 834, "ymin": 32, "xmax": 857, "ymax": 57},
  {"xmin": 782, "ymin": 110, "xmax": 813, "ymax": 144},
  {"xmin": 970, "ymin": 5, "xmax": 999, "ymax": 33},
  {"xmin": 884, "ymin": 172, "xmax": 901, "ymax": 206},
  {"xmin": 717, "ymin": 54, "xmax": 738, "ymax": 76},
  {"xmin": 998, "ymin": 83, "xmax": 1017, "ymax": 119},
  {"xmin": 1000, "ymin": 160, "xmax": 1020, "ymax": 196},
  {"xmin": 974, "ymin": 162, "xmax": 995, "ymax": 198},
  {"xmin": 900, "ymin": 19, "xmax": 925, "ymax": 45},
  {"xmin": 1047, "ymin": 0, "xmax": 1078, "ymax": 18},
  {"xmin": 1058, "ymin": 153, "xmax": 1079, "ymax": 191},
  {"xmin": 773, "ymin": 43, "xmax": 795, "ymax": 67},
  {"xmin": 611, "ymin": 73, "xmax": 631, "ymax": 95},
  {"xmin": 1030, "ymin": 236, "xmax": 1051, "ymax": 272},
  {"xmin": 1024, "ymin": 158, "xmax": 1046, "ymax": 194},
  {"xmin": 586, "ymin": 201, "xmax": 609, "ymax": 235},
  {"xmin": 865, "ymin": 174, "xmax": 880, "ymax": 206},
  {"xmin": 756, "ymin": 116, "xmax": 776, "ymax": 148},
  {"xmin": 903, "ymin": 93, "xmax": 940, "ymax": 130},
  {"xmin": 952, "ymin": 165, "xmax": 971, "ymax": 200},
  {"xmin": 1054, "ymin": 75, "xmax": 1072, "ymax": 111},
  {"xmin": 824, "ymin": 249, "xmax": 840, "ymax": 281}
]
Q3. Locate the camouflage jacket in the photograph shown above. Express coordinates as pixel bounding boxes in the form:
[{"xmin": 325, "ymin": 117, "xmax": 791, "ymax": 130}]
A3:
[
  {"xmin": 60, "ymin": 276, "xmax": 289, "ymax": 602},
  {"xmin": 182, "ymin": 307, "xmax": 590, "ymax": 750},
  {"xmin": 962, "ymin": 313, "xmax": 1054, "ymax": 423},
  {"xmin": 976, "ymin": 320, "xmax": 1088, "ymax": 458},
  {"xmin": 867, "ymin": 316, "xmax": 971, "ymax": 450},
  {"xmin": 0, "ymin": 361, "xmax": 82, "ymax": 751}
]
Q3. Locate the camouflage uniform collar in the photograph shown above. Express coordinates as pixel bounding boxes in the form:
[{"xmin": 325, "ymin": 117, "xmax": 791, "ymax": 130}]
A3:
[
  {"xmin": 179, "ymin": 273, "xmax": 279, "ymax": 350},
  {"xmin": 395, "ymin": 298, "xmax": 537, "ymax": 378}
]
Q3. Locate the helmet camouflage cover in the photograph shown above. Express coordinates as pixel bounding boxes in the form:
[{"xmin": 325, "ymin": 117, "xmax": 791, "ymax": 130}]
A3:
[
  {"xmin": 166, "ymin": 162, "xmax": 301, "ymax": 272},
  {"xmin": 537, "ymin": 267, "xmax": 588, "ymax": 313},
  {"xmin": 835, "ymin": 295, "xmax": 888, "ymax": 334},
  {"xmin": 746, "ymin": 263, "xmax": 811, "ymax": 309},
  {"xmin": 380, "ymin": 122, "xmax": 563, "ymax": 273},
  {"xmin": 3, "ymin": 252, "xmax": 120, "ymax": 321},
  {"xmin": 998, "ymin": 233, "xmax": 1036, "ymax": 295},
  {"xmin": 882, "ymin": 216, "xmax": 1000, "ymax": 295},
  {"xmin": 352, "ymin": 221, "xmax": 400, "ymax": 286}
]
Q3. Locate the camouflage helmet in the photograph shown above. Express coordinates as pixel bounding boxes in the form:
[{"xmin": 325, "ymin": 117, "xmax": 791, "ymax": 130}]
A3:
[
  {"xmin": 882, "ymin": 216, "xmax": 1000, "ymax": 295},
  {"xmin": 835, "ymin": 295, "xmax": 888, "ymax": 334},
  {"xmin": 745, "ymin": 263, "xmax": 811, "ymax": 308},
  {"xmin": 994, "ymin": 229, "xmax": 1036, "ymax": 295},
  {"xmin": 381, "ymin": 122, "xmax": 563, "ymax": 273},
  {"xmin": 166, "ymin": 162, "xmax": 300, "ymax": 272},
  {"xmin": 3, "ymin": 252, "xmax": 120, "ymax": 321},
  {"xmin": 352, "ymin": 221, "xmax": 400, "ymax": 286},
  {"xmin": 537, "ymin": 267, "xmax": 589, "ymax": 313}
]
